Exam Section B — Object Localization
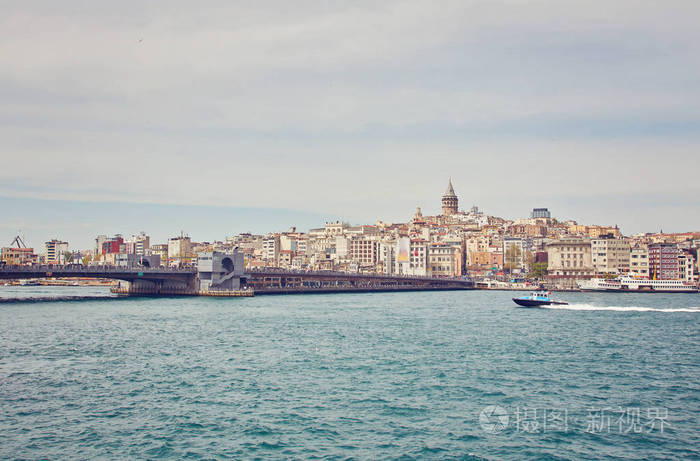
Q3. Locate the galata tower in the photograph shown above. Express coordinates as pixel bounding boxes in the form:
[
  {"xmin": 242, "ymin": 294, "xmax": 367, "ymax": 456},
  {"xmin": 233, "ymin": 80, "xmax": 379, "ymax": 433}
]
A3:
[{"xmin": 441, "ymin": 179, "xmax": 459, "ymax": 216}]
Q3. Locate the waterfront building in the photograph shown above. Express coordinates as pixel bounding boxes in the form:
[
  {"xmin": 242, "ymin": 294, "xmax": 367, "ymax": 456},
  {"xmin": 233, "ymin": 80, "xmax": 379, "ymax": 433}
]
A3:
[
  {"xmin": 441, "ymin": 179, "xmax": 459, "ymax": 216},
  {"xmin": 591, "ymin": 236, "xmax": 631, "ymax": 275},
  {"xmin": 629, "ymin": 245, "xmax": 649, "ymax": 278},
  {"xmin": 45, "ymin": 239, "xmax": 69, "ymax": 264},
  {"xmin": 648, "ymin": 243, "xmax": 680, "ymax": 280},
  {"xmin": 546, "ymin": 238, "xmax": 594, "ymax": 288},
  {"xmin": 678, "ymin": 251, "xmax": 697, "ymax": 282}
]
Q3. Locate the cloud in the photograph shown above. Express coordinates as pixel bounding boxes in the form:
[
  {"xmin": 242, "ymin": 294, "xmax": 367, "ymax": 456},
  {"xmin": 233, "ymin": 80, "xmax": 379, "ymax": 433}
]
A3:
[{"xmin": 0, "ymin": 0, "xmax": 699, "ymax": 237}]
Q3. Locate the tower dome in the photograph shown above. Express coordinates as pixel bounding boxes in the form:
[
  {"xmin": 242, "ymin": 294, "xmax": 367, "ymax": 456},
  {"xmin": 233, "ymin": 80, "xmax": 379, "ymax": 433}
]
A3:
[{"xmin": 441, "ymin": 179, "xmax": 459, "ymax": 216}]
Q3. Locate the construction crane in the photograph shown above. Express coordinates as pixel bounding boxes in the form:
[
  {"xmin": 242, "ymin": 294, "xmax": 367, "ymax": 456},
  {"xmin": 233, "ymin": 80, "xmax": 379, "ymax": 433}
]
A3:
[{"xmin": 10, "ymin": 235, "xmax": 27, "ymax": 248}]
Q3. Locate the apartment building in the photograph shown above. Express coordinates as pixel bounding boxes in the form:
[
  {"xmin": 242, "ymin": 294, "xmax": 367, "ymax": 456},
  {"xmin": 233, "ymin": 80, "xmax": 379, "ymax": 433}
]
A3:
[
  {"xmin": 262, "ymin": 235, "xmax": 280, "ymax": 266},
  {"xmin": 546, "ymin": 238, "xmax": 593, "ymax": 287},
  {"xmin": 45, "ymin": 239, "xmax": 69, "ymax": 264},
  {"xmin": 648, "ymin": 243, "xmax": 679, "ymax": 280},
  {"xmin": 428, "ymin": 243, "xmax": 463, "ymax": 277},
  {"xmin": 678, "ymin": 252, "xmax": 697, "ymax": 282},
  {"xmin": 0, "ymin": 247, "xmax": 38, "ymax": 265},
  {"xmin": 629, "ymin": 245, "xmax": 649, "ymax": 278},
  {"xmin": 591, "ymin": 236, "xmax": 631, "ymax": 275},
  {"xmin": 349, "ymin": 237, "xmax": 378, "ymax": 268},
  {"xmin": 168, "ymin": 236, "xmax": 193, "ymax": 266}
]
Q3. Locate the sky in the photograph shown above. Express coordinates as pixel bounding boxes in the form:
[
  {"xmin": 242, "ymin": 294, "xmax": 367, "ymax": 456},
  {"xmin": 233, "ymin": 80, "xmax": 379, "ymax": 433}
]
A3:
[{"xmin": 1, "ymin": 0, "xmax": 699, "ymax": 250}]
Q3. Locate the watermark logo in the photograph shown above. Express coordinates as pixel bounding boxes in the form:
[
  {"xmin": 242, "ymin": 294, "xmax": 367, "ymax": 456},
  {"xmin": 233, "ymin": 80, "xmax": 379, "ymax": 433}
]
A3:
[
  {"xmin": 478, "ymin": 405, "xmax": 670, "ymax": 434},
  {"xmin": 479, "ymin": 405, "xmax": 509, "ymax": 434}
]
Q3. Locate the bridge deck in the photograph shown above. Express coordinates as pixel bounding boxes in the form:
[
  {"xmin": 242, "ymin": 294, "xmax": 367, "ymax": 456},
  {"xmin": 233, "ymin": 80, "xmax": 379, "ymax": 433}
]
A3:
[{"xmin": 0, "ymin": 265, "xmax": 474, "ymax": 295}]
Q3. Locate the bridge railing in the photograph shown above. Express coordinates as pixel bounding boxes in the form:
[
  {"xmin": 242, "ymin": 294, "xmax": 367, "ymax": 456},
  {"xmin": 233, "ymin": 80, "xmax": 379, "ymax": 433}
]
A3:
[
  {"xmin": 245, "ymin": 266, "xmax": 473, "ymax": 283},
  {"xmin": 0, "ymin": 264, "xmax": 196, "ymax": 275}
]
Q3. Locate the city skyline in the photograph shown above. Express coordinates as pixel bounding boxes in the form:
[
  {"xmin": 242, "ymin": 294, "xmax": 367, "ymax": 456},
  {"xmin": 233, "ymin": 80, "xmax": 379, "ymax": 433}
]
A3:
[
  {"xmin": 1, "ymin": 178, "xmax": 698, "ymax": 252},
  {"xmin": 1, "ymin": 1, "xmax": 699, "ymax": 240}
]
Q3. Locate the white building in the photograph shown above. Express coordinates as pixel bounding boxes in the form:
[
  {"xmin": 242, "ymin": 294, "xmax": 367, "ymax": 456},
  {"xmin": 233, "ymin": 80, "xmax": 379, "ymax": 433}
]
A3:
[
  {"xmin": 168, "ymin": 236, "xmax": 192, "ymax": 265},
  {"xmin": 131, "ymin": 232, "xmax": 150, "ymax": 255},
  {"xmin": 396, "ymin": 239, "xmax": 428, "ymax": 276},
  {"xmin": 378, "ymin": 240, "xmax": 396, "ymax": 275},
  {"xmin": 45, "ymin": 239, "xmax": 69, "ymax": 264},
  {"xmin": 678, "ymin": 252, "xmax": 697, "ymax": 282},
  {"xmin": 591, "ymin": 237, "xmax": 631, "ymax": 275},
  {"xmin": 262, "ymin": 235, "xmax": 280, "ymax": 266},
  {"xmin": 335, "ymin": 236, "xmax": 349, "ymax": 259},
  {"xmin": 280, "ymin": 234, "xmax": 296, "ymax": 252}
]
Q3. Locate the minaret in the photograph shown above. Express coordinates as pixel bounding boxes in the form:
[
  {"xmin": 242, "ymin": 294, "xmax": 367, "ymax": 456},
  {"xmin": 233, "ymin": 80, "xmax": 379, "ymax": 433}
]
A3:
[{"xmin": 441, "ymin": 178, "xmax": 459, "ymax": 216}]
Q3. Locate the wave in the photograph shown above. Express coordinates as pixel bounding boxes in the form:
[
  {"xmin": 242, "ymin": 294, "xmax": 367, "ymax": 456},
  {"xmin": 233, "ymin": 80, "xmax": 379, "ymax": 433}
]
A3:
[{"xmin": 542, "ymin": 304, "xmax": 700, "ymax": 313}]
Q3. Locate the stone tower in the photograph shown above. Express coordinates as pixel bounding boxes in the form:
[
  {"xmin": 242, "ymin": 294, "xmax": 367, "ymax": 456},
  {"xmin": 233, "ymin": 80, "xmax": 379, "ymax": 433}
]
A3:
[{"xmin": 441, "ymin": 179, "xmax": 459, "ymax": 216}]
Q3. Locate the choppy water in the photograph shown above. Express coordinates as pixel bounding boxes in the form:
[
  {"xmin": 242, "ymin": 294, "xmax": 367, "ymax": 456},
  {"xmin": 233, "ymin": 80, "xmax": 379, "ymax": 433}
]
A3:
[{"xmin": 1, "ymin": 287, "xmax": 699, "ymax": 460}]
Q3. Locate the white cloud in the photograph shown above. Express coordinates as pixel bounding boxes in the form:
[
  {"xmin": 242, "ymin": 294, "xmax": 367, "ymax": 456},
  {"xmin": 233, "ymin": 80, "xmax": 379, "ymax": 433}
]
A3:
[{"xmin": 0, "ymin": 0, "xmax": 699, "ymax": 233}]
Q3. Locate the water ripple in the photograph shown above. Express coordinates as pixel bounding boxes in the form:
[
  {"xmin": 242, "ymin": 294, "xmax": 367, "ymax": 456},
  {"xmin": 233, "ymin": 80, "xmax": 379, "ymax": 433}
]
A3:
[{"xmin": 0, "ymin": 288, "xmax": 699, "ymax": 459}]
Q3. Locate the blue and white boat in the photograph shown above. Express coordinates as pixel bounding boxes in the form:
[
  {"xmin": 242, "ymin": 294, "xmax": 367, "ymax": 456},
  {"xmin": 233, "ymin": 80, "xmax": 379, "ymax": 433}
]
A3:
[{"xmin": 513, "ymin": 291, "xmax": 568, "ymax": 307}]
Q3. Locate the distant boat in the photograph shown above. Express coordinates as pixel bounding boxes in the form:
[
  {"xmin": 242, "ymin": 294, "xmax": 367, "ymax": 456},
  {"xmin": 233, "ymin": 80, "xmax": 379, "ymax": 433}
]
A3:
[
  {"xmin": 513, "ymin": 291, "xmax": 568, "ymax": 307},
  {"xmin": 579, "ymin": 277, "xmax": 698, "ymax": 293},
  {"xmin": 19, "ymin": 279, "xmax": 40, "ymax": 286}
]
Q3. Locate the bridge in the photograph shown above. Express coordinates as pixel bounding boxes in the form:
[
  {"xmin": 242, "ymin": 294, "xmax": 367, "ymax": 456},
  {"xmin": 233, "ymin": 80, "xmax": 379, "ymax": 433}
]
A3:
[
  {"xmin": 246, "ymin": 267, "xmax": 474, "ymax": 294},
  {"xmin": 0, "ymin": 264, "xmax": 474, "ymax": 296},
  {"xmin": 0, "ymin": 265, "xmax": 198, "ymax": 295}
]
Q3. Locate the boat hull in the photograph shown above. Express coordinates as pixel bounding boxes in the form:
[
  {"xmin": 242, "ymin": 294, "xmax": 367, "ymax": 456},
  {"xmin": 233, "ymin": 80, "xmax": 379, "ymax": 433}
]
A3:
[
  {"xmin": 513, "ymin": 298, "xmax": 568, "ymax": 307},
  {"xmin": 580, "ymin": 288, "xmax": 698, "ymax": 293}
]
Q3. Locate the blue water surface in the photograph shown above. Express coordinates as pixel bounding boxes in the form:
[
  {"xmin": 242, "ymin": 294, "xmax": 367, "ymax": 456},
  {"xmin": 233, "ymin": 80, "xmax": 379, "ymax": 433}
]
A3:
[{"xmin": 1, "ymin": 288, "xmax": 699, "ymax": 460}]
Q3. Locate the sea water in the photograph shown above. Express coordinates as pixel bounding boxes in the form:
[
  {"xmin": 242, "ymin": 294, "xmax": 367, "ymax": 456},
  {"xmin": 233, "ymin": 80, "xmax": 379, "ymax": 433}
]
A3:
[{"xmin": 1, "ymin": 287, "xmax": 699, "ymax": 460}]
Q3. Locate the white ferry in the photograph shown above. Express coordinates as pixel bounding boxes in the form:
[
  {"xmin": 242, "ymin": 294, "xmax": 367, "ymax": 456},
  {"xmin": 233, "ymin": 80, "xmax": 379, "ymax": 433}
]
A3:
[{"xmin": 578, "ymin": 276, "xmax": 698, "ymax": 293}]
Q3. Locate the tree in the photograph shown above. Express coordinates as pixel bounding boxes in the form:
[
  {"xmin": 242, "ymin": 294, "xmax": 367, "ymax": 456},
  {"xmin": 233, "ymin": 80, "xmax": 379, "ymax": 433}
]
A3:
[
  {"xmin": 530, "ymin": 262, "xmax": 548, "ymax": 279},
  {"xmin": 504, "ymin": 244, "xmax": 522, "ymax": 273},
  {"xmin": 524, "ymin": 250, "xmax": 535, "ymax": 271}
]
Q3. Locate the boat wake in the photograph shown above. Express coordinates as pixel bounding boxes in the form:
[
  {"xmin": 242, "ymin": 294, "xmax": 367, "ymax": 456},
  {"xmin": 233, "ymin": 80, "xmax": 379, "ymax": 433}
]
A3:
[{"xmin": 542, "ymin": 304, "xmax": 700, "ymax": 313}]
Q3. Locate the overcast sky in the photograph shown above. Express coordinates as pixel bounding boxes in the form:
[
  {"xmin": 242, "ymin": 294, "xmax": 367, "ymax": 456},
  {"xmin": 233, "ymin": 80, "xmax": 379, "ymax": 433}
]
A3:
[{"xmin": 1, "ymin": 1, "xmax": 699, "ymax": 249}]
